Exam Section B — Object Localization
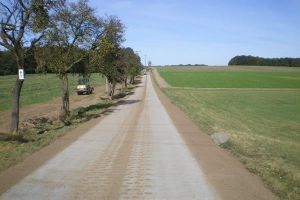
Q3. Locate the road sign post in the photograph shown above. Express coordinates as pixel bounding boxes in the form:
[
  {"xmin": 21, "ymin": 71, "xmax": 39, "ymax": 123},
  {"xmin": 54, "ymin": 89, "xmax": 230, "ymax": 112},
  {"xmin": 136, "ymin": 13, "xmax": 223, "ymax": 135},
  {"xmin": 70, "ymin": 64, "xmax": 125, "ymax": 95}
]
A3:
[{"xmin": 18, "ymin": 69, "xmax": 24, "ymax": 80}]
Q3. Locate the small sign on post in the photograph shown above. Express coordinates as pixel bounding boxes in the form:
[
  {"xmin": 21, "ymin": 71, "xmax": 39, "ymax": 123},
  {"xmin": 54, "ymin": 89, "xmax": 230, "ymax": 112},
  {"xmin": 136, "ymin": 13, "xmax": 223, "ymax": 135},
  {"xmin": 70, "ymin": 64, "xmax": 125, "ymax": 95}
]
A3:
[{"xmin": 18, "ymin": 69, "xmax": 24, "ymax": 80}]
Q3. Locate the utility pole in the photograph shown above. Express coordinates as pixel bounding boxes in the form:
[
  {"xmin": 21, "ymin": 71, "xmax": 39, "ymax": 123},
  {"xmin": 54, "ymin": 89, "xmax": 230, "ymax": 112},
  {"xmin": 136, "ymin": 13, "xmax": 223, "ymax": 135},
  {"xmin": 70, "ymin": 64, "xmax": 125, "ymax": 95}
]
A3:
[
  {"xmin": 144, "ymin": 54, "xmax": 147, "ymax": 67},
  {"xmin": 134, "ymin": 51, "xmax": 147, "ymax": 67}
]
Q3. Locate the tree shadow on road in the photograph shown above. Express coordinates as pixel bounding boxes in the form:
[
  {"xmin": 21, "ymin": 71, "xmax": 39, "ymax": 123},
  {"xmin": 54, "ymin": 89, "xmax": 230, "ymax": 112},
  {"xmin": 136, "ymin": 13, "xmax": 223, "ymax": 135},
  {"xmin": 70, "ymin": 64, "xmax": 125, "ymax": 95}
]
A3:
[{"xmin": 118, "ymin": 99, "xmax": 140, "ymax": 105}]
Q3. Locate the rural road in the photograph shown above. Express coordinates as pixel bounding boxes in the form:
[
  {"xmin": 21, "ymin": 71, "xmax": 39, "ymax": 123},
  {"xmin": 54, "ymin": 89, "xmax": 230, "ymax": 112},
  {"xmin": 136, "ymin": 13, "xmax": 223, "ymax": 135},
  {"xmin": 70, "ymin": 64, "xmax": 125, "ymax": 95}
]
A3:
[{"xmin": 0, "ymin": 74, "xmax": 275, "ymax": 200}]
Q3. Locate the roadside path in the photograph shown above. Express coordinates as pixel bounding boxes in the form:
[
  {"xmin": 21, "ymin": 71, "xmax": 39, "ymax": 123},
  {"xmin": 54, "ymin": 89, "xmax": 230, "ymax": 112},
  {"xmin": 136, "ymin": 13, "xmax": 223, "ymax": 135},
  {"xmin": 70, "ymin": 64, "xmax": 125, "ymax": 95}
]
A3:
[{"xmin": 152, "ymin": 68, "xmax": 170, "ymax": 88}]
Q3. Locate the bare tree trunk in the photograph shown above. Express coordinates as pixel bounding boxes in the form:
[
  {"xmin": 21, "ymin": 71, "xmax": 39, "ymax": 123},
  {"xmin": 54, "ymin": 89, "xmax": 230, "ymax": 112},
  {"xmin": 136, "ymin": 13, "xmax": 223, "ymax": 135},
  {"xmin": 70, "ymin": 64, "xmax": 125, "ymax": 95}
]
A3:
[
  {"xmin": 105, "ymin": 77, "xmax": 109, "ymax": 93},
  {"xmin": 111, "ymin": 82, "xmax": 116, "ymax": 97},
  {"xmin": 129, "ymin": 76, "xmax": 133, "ymax": 84},
  {"xmin": 59, "ymin": 75, "xmax": 70, "ymax": 124},
  {"xmin": 124, "ymin": 76, "xmax": 128, "ymax": 88},
  {"xmin": 9, "ymin": 50, "xmax": 24, "ymax": 135},
  {"xmin": 108, "ymin": 81, "xmax": 113, "ymax": 100},
  {"xmin": 130, "ymin": 75, "xmax": 135, "ymax": 84},
  {"xmin": 108, "ymin": 81, "xmax": 116, "ymax": 100},
  {"xmin": 9, "ymin": 78, "xmax": 24, "ymax": 135}
]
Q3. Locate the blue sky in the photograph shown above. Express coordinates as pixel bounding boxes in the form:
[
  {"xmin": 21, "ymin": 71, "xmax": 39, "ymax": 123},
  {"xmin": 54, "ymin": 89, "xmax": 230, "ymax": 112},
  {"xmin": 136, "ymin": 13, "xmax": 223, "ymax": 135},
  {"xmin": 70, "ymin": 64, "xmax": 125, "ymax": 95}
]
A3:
[{"xmin": 89, "ymin": 0, "xmax": 300, "ymax": 65}]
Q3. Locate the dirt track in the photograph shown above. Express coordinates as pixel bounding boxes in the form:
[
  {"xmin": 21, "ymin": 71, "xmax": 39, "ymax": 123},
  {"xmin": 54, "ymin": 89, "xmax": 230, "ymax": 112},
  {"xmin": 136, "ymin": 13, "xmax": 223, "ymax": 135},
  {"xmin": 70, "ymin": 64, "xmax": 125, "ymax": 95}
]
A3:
[
  {"xmin": 0, "ymin": 74, "xmax": 275, "ymax": 199},
  {"xmin": 152, "ymin": 68, "xmax": 170, "ymax": 88}
]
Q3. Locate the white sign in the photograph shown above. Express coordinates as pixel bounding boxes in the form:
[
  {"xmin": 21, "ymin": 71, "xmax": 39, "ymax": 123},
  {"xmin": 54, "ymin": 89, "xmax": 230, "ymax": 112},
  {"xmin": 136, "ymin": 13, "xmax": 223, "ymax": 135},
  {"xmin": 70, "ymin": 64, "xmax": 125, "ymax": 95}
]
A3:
[{"xmin": 18, "ymin": 69, "xmax": 24, "ymax": 80}]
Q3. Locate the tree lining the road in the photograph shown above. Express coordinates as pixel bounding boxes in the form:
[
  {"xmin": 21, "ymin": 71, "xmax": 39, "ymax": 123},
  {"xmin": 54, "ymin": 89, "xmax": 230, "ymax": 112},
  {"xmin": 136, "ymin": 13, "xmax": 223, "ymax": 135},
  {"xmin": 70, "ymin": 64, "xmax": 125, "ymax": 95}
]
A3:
[
  {"xmin": 90, "ymin": 16, "xmax": 142, "ymax": 99},
  {"xmin": 35, "ymin": 0, "xmax": 103, "ymax": 124},
  {"xmin": 0, "ymin": 0, "xmax": 63, "ymax": 135},
  {"xmin": 0, "ymin": 0, "xmax": 143, "ymax": 135}
]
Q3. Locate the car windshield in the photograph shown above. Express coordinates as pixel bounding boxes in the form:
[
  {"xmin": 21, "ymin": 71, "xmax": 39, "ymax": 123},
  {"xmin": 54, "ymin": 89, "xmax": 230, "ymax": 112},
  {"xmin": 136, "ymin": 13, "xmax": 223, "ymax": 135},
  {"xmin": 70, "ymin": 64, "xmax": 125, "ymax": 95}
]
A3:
[{"xmin": 78, "ymin": 78, "xmax": 88, "ymax": 85}]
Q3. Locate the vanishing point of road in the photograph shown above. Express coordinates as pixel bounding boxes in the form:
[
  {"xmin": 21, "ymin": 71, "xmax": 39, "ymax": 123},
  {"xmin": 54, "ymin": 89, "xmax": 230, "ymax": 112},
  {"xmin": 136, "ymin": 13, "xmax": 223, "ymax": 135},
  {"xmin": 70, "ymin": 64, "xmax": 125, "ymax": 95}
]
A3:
[{"xmin": 0, "ymin": 74, "xmax": 275, "ymax": 200}]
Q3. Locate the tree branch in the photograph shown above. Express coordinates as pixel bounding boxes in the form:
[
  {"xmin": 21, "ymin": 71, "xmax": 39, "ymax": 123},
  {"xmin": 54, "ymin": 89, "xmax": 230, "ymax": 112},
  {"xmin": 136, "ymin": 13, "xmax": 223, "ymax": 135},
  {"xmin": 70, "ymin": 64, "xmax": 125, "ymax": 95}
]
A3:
[
  {"xmin": 67, "ymin": 56, "xmax": 85, "ymax": 71},
  {"xmin": 17, "ymin": 0, "xmax": 27, "ymax": 10},
  {"xmin": 30, "ymin": 33, "xmax": 45, "ymax": 49},
  {"xmin": 0, "ymin": 40, "xmax": 13, "ymax": 50},
  {"xmin": 0, "ymin": 2, "xmax": 13, "ymax": 14},
  {"xmin": 1, "ymin": 21, "xmax": 16, "ymax": 45},
  {"xmin": 15, "ymin": 5, "xmax": 32, "ymax": 43}
]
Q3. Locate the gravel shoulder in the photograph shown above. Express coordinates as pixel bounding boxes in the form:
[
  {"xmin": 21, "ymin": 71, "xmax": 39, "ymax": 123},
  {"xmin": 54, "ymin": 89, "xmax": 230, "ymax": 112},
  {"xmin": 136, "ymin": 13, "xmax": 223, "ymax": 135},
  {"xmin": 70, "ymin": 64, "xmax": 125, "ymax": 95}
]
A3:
[{"xmin": 152, "ymin": 68, "xmax": 171, "ymax": 88}]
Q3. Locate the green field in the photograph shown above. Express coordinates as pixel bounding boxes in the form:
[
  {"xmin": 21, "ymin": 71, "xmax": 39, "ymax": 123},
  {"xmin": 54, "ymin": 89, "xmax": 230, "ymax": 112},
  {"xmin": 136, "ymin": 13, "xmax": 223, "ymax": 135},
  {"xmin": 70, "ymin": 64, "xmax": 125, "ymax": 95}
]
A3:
[
  {"xmin": 159, "ymin": 66, "xmax": 300, "ymax": 88},
  {"xmin": 158, "ymin": 66, "xmax": 300, "ymax": 200},
  {"xmin": 0, "ymin": 73, "xmax": 104, "ymax": 111}
]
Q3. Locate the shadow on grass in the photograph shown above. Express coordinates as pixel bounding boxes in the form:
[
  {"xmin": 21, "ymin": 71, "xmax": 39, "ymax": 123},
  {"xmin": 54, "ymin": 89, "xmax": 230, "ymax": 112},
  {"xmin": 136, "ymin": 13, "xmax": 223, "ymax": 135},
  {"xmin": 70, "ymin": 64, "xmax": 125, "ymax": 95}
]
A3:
[
  {"xmin": 74, "ymin": 87, "xmax": 138, "ymax": 119},
  {"xmin": 128, "ymin": 85, "xmax": 143, "ymax": 89},
  {"xmin": 114, "ymin": 91, "xmax": 135, "ymax": 99},
  {"xmin": 0, "ymin": 135, "xmax": 28, "ymax": 143},
  {"xmin": 73, "ymin": 101, "xmax": 117, "ymax": 122},
  {"xmin": 2, "ymin": 87, "xmax": 138, "ymax": 143},
  {"xmin": 77, "ymin": 101, "xmax": 116, "ymax": 114},
  {"xmin": 118, "ymin": 99, "xmax": 141, "ymax": 105},
  {"xmin": 133, "ymin": 79, "xmax": 142, "ymax": 85}
]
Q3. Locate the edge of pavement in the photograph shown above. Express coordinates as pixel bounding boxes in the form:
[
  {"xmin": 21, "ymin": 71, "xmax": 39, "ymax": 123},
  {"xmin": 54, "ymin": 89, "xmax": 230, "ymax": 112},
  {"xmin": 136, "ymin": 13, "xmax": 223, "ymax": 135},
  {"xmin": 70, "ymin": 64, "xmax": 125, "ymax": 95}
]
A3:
[{"xmin": 150, "ymin": 69, "xmax": 277, "ymax": 200}]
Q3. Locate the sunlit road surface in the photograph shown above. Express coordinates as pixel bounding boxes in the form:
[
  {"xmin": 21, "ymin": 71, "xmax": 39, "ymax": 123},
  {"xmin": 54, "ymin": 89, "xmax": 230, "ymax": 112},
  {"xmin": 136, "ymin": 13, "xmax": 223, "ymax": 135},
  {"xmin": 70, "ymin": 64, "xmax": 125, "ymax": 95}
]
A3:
[{"xmin": 1, "ymin": 75, "xmax": 219, "ymax": 200}]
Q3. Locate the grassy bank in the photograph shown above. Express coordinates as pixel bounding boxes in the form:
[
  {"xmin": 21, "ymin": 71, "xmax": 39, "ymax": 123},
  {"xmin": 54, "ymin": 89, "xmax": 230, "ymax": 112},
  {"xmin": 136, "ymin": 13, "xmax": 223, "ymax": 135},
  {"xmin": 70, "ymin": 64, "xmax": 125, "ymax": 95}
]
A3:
[
  {"xmin": 158, "ymin": 66, "xmax": 300, "ymax": 199},
  {"xmin": 0, "ymin": 85, "xmax": 135, "ymax": 173},
  {"xmin": 0, "ymin": 73, "xmax": 104, "ymax": 111}
]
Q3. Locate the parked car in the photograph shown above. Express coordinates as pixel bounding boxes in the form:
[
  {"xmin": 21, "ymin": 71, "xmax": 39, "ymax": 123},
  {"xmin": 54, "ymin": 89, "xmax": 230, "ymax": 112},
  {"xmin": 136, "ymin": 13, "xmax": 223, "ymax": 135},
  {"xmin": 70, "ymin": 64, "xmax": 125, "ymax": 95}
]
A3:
[
  {"xmin": 144, "ymin": 69, "xmax": 148, "ymax": 75},
  {"xmin": 76, "ymin": 78, "xmax": 94, "ymax": 95}
]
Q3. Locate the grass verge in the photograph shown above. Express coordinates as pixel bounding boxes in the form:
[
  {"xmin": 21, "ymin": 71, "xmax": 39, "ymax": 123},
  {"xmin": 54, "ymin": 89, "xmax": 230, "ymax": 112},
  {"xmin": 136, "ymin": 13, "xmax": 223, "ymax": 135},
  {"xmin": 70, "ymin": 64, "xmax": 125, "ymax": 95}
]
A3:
[
  {"xmin": 0, "ymin": 87, "xmax": 133, "ymax": 173},
  {"xmin": 163, "ymin": 88, "xmax": 300, "ymax": 200}
]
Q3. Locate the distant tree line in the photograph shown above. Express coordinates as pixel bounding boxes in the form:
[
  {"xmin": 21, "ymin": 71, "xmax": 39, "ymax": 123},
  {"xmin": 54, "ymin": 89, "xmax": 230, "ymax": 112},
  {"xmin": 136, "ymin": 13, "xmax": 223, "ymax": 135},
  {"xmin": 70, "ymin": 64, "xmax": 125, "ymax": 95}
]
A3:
[
  {"xmin": 162, "ymin": 64, "xmax": 207, "ymax": 67},
  {"xmin": 228, "ymin": 55, "xmax": 300, "ymax": 67},
  {"xmin": 0, "ymin": 50, "xmax": 17, "ymax": 75},
  {"xmin": 178, "ymin": 64, "xmax": 207, "ymax": 67},
  {"xmin": 0, "ymin": 48, "xmax": 41, "ymax": 75}
]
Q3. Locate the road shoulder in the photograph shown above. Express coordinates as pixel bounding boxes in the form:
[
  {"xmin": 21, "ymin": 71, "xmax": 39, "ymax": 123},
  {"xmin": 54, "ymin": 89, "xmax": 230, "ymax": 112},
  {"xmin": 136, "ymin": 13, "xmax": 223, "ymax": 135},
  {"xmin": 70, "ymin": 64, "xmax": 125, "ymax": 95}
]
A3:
[{"xmin": 151, "ymin": 68, "xmax": 171, "ymax": 88}]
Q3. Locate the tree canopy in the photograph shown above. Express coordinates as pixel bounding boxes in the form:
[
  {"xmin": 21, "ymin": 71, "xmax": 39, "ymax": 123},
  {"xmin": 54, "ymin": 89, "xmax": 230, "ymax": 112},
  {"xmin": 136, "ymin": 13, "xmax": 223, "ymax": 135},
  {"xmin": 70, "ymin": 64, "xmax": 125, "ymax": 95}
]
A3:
[
  {"xmin": 0, "ymin": 0, "xmax": 142, "ymax": 134},
  {"xmin": 0, "ymin": 0, "xmax": 63, "ymax": 134},
  {"xmin": 90, "ymin": 16, "xmax": 126, "ymax": 98},
  {"xmin": 34, "ymin": 0, "xmax": 103, "ymax": 121}
]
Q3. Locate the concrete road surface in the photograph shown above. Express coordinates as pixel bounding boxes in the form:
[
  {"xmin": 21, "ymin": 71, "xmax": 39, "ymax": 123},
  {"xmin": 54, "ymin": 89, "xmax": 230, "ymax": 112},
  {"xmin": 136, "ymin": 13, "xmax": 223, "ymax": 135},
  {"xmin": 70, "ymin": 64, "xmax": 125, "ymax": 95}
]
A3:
[{"xmin": 0, "ymin": 74, "xmax": 275, "ymax": 200}]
